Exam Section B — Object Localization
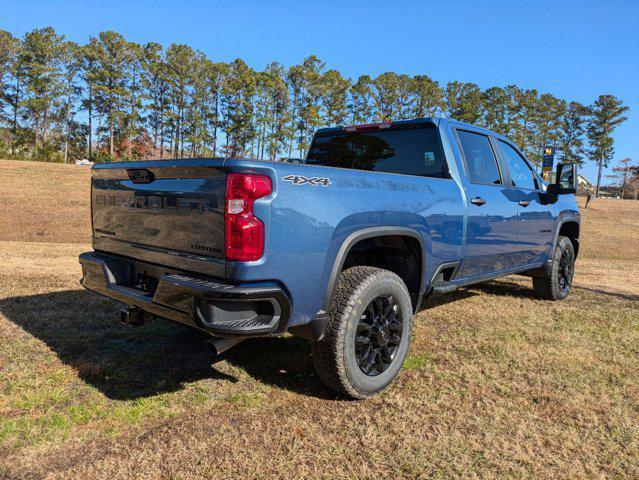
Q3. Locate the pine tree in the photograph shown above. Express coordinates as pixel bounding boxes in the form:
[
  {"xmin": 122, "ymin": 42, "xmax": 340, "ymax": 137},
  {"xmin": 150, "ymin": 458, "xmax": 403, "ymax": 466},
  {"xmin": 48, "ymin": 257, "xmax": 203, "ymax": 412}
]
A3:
[
  {"xmin": 91, "ymin": 31, "xmax": 136, "ymax": 158},
  {"xmin": 221, "ymin": 58, "xmax": 256, "ymax": 157},
  {"xmin": 254, "ymin": 69, "xmax": 271, "ymax": 159},
  {"xmin": 141, "ymin": 42, "xmax": 169, "ymax": 158},
  {"xmin": 0, "ymin": 29, "xmax": 19, "ymax": 152},
  {"xmin": 321, "ymin": 69, "xmax": 350, "ymax": 127},
  {"xmin": 587, "ymin": 95, "xmax": 629, "ymax": 197},
  {"xmin": 481, "ymin": 86, "xmax": 509, "ymax": 135},
  {"xmin": 60, "ymin": 41, "xmax": 82, "ymax": 163},
  {"xmin": 79, "ymin": 38, "xmax": 101, "ymax": 161},
  {"xmin": 349, "ymin": 75, "xmax": 374, "ymax": 124},
  {"xmin": 204, "ymin": 61, "xmax": 228, "ymax": 157},
  {"xmin": 558, "ymin": 101, "xmax": 588, "ymax": 165},
  {"xmin": 186, "ymin": 52, "xmax": 211, "ymax": 158},
  {"xmin": 0, "ymin": 30, "xmax": 18, "ymax": 125},
  {"xmin": 19, "ymin": 27, "xmax": 66, "ymax": 149},
  {"xmin": 286, "ymin": 63, "xmax": 304, "ymax": 158},
  {"xmin": 373, "ymin": 72, "xmax": 401, "ymax": 121},
  {"xmin": 528, "ymin": 93, "xmax": 566, "ymax": 165},
  {"xmin": 444, "ymin": 81, "xmax": 483, "ymax": 124},
  {"xmin": 267, "ymin": 64, "xmax": 290, "ymax": 160},
  {"xmin": 297, "ymin": 55, "xmax": 324, "ymax": 156},
  {"xmin": 508, "ymin": 87, "xmax": 538, "ymax": 160},
  {"xmin": 122, "ymin": 41, "xmax": 144, "ymax": 159},
  {"xmin": 411, "ymin": 74, "xmax": 444, "ymax": 119},
  {"xmin": 255, "ymin": 62, "xmax": 289, "ymax": 160},
  {"xmin": 165, "ymin": 43, "xmax": 195, "ymax": 158}
]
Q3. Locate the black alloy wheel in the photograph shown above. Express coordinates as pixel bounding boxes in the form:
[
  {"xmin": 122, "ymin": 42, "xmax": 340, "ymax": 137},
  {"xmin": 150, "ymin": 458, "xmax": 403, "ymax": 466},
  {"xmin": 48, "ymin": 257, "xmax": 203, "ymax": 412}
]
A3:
[
  {"xmin": 557, "ymin": 249, "xmax": 573, "ymax": 295},
  {"xmin": 311, "ymin": 266, "xmax": 414, "ymax": 399},
  {"xmin": 532, "ymin": 235, "xmax": 575, "ymax": 301},
  {"xmin": 355, "ymin": 295, "xmax": 403, "ymax": 376}
]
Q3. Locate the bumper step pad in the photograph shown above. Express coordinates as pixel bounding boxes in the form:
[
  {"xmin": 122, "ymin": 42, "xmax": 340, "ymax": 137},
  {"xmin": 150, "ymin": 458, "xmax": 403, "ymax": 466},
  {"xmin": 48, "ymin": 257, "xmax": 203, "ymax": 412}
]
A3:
[{"xmin": 79, "ymin": 251, "xmax": 290, "ymax": 336}]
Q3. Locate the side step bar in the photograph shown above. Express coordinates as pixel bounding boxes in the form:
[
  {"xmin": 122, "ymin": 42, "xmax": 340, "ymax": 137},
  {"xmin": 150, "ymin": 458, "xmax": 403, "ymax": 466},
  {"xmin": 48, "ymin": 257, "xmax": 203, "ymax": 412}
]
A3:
[
  {"xmin": 430, "ymin": 281, "xmax": 459, "ymax": 295},
  {"xmin": 428, "ymin": 262, "xmax": 460, "ymax": 295}
]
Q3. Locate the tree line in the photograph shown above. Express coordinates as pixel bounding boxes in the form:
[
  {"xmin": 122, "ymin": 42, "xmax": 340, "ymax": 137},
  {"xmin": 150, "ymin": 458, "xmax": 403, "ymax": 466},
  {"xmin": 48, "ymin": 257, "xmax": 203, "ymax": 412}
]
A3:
[
  {"xmin": 605, "ymin": 158, "xmax": 639, "ymax": 200},
  {"xmin": 0, "ymin": 27, "xmax": 633, "ymax": 196}
]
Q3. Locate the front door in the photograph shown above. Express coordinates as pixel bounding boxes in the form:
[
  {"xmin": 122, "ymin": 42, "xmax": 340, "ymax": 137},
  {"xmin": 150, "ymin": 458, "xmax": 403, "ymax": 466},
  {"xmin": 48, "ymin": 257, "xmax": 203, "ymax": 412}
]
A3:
[
  {"xmin": 455, "ymin": 129, "xmax": 520, "ymax": 278},
  {"xmin": 494, "ymin": 139, "xmax": 554, "ymax": 265}
]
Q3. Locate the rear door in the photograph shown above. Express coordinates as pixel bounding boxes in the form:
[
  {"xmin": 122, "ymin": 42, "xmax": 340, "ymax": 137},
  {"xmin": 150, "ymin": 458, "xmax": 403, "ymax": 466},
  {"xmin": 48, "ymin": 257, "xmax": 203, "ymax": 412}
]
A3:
[
  {"xmin": 455, "ymin": 129, "xmax": 520, "ymax": 278},
  {"xmin": 91, "ymin": 162, "xmax": 227, "ymax": 277},
  {"xmin": 494, "ymin": 140, "xmax": 554, "ymax": 265}
]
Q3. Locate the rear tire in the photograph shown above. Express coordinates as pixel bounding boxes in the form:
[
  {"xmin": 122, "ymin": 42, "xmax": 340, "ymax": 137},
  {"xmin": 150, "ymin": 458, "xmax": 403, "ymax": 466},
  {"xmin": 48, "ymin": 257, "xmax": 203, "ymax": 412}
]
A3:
[
  {"xmin": 533, "ymin": 235, "xmax": 575, "ymax": 300},
  {"xmin": 312, "ymin": 266, "xmax": 414, "ymax": 399}
]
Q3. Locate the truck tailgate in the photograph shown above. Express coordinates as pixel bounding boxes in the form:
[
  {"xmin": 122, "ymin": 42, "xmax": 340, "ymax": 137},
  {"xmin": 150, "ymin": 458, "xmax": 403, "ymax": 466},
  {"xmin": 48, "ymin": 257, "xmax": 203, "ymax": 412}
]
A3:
[{"xmin": 91, "ymin": 162, "xmax": 226, "ymax": 276}]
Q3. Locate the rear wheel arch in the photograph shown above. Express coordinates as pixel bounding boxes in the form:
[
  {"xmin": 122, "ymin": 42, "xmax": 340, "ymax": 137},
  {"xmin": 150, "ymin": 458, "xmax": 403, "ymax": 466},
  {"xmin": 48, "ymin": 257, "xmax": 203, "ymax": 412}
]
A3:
[{"xmin": 321, "ymin": 227, "xmax": 426, "ymax": 314}]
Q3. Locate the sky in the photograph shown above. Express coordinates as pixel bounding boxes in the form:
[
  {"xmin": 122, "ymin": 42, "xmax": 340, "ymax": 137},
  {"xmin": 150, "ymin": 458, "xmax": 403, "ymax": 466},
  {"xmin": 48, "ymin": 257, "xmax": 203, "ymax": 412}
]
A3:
[{"xmin": 3, "ymin": 0, "xmax": 638, "ymax": 183}]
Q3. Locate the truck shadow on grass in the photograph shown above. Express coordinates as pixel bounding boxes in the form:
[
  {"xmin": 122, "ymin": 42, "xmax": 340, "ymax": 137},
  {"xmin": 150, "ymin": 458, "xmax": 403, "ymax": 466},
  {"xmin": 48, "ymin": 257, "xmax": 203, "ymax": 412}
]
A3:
[
  {"xmin": 0, "ymin": 290, "xmax": 235, "ymax": 400},
  {"xmin": 421, "ymin": 278, "xmax": 538, "ymax": 309},
  {"xmin": 0, "ymin": 279, "xmax": 546, "ymax": 402},
  {"xmin": 0, "ymin": 289, "xmax": 331, "ymax": 400},
  {"xmin": 222, "ymin": 336, "xmax": 337, "ymax": 399}
]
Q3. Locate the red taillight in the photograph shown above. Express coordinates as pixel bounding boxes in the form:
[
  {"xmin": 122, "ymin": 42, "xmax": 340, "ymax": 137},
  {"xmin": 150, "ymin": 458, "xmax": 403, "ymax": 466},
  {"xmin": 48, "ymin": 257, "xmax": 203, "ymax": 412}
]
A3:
[{"xmin": 225, "ymin": 173, "xmax": 272, "ymax": 261}]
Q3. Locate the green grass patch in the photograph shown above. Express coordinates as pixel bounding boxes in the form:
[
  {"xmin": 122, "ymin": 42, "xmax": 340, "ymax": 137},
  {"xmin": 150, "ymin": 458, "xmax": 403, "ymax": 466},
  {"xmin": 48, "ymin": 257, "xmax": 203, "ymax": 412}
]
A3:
[
  {"xmin": 403, "ymin": 354, "xmax": 428, "ymax": 371},
  {"xmin": 225, "ymin": 391, "xmax": 264, "ymax": 407}
]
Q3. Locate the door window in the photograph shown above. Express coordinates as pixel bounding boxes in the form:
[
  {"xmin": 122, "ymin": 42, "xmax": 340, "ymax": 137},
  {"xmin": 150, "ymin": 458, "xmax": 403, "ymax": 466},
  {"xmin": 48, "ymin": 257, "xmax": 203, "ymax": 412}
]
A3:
[
  {"xmin": 497, "ymin": 141, "xmax": 538, "ymax": 190},
  {"xmin": 457, "ymin": 130, "xmax": 501, "ymax": 185}
]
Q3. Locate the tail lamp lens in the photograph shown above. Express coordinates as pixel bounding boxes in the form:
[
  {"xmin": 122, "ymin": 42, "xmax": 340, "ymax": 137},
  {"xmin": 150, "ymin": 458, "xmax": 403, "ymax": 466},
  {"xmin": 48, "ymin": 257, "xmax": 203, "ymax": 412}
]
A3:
[{"xmin": 225, "ymin": 173, "xmax": 272, "ymax": 261}]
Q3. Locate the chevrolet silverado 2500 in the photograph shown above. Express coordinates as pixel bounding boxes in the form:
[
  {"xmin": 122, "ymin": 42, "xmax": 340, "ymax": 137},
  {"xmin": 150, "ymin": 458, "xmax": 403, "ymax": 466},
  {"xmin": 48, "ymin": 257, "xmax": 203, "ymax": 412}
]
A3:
[{"xmin": 79, "ymin": 117, "xmax": 580, "ymax": 398}]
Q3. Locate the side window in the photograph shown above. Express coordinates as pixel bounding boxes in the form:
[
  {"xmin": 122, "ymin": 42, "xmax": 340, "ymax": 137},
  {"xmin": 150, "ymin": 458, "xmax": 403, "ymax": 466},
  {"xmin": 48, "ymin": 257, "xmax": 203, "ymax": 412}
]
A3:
[
  {"xmin": 497, "ymin": 141, "xmax": 538, "ymax": 190},
  {"xmin": 457, "ymin": 130, "xmax": 501, "ymax": 185},
  {"xmin": 306, "ymin": 125, "xmax": 448, "ymax": 178}
]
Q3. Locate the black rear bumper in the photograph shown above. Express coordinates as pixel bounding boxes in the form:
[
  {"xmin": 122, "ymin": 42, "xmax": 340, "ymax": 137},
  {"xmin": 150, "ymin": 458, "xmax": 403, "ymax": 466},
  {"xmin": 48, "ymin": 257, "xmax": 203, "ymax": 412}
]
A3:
[{"xmin": 79, "ymin": 251, "xmax": 290, "ymax": 336}]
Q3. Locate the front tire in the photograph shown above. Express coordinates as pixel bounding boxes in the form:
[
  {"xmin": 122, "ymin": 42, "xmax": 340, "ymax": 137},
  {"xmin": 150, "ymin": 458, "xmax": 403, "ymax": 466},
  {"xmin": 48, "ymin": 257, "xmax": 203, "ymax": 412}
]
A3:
[
  {"xmin": 312, "ymin": 266, "xmax": 414, "ymax": 399},
  {"xmin": 533, "ymin": 235, "xmax": 575, "ymax": 300}
]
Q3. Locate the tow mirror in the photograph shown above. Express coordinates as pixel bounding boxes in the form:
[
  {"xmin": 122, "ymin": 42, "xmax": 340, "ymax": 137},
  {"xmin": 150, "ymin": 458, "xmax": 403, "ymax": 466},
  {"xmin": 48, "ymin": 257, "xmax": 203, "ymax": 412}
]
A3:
[{"xmin": 548, "ymin": 162, "xmax": 577, "ymax": 195}]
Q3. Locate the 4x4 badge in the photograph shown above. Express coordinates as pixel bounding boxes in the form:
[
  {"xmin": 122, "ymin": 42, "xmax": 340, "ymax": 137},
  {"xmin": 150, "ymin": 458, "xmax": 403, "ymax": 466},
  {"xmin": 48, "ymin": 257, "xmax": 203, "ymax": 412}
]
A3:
[{"xmin": 282, "ymin": 175, "xmax": 331, "ymax": 187}]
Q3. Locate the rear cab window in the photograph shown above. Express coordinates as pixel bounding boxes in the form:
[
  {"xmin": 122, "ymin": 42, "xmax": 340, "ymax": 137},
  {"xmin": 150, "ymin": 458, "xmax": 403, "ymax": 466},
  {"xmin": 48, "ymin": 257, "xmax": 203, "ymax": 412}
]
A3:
[{"xmin": 306, "ymin": 123, "xmax": 449, "ymax": 178}]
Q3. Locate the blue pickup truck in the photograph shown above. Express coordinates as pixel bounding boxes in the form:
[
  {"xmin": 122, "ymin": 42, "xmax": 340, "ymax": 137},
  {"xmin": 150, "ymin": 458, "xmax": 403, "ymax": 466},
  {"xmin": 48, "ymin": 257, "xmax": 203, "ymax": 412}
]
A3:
[{"xmin": 79, "ymin": 117, "xmax": 580, "ymax": 398}]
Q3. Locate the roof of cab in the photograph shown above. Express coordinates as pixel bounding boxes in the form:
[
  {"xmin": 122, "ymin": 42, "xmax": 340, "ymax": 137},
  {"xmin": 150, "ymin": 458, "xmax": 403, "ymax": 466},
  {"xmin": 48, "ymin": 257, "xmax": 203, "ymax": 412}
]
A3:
[{"xmin": 315, "ymin": 117, "xmax": 510, "ymax": 143}]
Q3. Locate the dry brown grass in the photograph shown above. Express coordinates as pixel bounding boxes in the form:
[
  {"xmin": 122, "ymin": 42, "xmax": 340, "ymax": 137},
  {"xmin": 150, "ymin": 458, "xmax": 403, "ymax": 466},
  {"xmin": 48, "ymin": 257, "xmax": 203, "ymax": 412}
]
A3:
[
  {"xmin": 0, "ymin": 160, "xmax": 91, "ymax": 244},
  {"xmin": 0, "ymin": 160, "xmax": 638, "ymax": 479}
]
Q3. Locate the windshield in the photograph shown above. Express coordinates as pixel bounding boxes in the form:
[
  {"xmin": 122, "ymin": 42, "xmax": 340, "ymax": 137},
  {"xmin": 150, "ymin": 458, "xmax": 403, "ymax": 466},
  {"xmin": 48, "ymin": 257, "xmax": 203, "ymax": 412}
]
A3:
[{"xmin": 306, "ymin": 124, "xmax": 448, "ymax": 178}]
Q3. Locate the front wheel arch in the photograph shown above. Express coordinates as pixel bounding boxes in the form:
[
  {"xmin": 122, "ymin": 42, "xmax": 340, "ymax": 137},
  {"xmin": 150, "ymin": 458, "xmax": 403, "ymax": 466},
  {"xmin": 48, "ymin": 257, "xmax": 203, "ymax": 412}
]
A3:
[{"xmin": 557, "ymin": 220, "xmax": 580, "ymax": 259}]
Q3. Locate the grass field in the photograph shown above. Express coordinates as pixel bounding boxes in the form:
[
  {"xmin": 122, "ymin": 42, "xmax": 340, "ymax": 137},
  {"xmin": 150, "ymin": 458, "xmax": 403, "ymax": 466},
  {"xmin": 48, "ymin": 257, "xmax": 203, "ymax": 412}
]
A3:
[{"xmin": 0, "ymin": 159, "xmax": 638, "ymax": 479}]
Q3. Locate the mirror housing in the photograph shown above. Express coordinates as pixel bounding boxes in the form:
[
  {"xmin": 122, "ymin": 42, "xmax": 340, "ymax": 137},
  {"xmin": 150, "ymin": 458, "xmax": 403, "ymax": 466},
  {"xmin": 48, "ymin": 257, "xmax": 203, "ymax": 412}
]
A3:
[{"xmin": 548, "ymin": 162, "xmax": 577, "ymax": 195}]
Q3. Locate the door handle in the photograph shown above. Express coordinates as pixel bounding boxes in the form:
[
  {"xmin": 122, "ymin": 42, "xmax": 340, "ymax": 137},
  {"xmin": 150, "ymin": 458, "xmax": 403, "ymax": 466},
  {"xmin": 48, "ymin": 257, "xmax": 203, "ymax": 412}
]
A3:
[
  {"xmin": 519, "ymin": 200, "xmax": 530, "ymax": 207},
  {"xmin": 470, "ymin": 197, "xmax": 486, "ymax": 206}
]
